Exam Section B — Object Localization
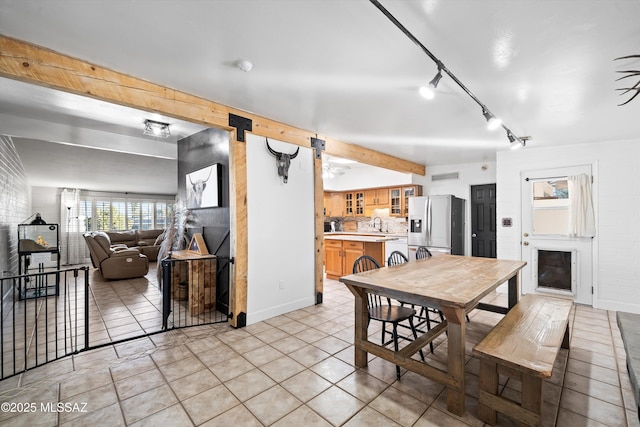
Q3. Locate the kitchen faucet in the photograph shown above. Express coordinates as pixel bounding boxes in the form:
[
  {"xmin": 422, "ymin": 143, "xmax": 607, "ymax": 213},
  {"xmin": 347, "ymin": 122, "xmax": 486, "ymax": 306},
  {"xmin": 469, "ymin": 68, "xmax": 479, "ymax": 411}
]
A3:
[{"xmin": 372, "ymin": 216, "xmax": 383, "ymax": 232}]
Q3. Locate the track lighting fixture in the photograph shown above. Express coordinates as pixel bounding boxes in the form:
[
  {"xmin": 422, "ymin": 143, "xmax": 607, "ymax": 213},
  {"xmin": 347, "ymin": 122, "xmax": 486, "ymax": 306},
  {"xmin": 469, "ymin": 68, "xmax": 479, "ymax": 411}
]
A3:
[
  {"xmin": 510, "ymin": 139, "xmax": 525, "ymax": 150},
  {"xmin": 430, "ymin": 68, "xmax": 443, "ymax": 88},
  {"xmin": 482, "ymin": 109, "xmax": 502, "ymax": 131},
  {"xmin": 370, "ymin": 0, "xmax": 528, "ymax": 150},
  {"xmin": 419, "ymin": 67, "xmax": 443, "ymax": 100},
  {"xmin": 507, "ymin": 131, "xmax": 526, "ymax": 150}
]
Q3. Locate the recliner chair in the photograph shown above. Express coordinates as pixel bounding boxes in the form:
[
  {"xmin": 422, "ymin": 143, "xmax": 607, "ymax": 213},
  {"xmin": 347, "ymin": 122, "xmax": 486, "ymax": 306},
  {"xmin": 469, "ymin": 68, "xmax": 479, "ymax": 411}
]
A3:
[{"xmin": 84, "ymin": 231, "xmax": 149, "ymax": 280}]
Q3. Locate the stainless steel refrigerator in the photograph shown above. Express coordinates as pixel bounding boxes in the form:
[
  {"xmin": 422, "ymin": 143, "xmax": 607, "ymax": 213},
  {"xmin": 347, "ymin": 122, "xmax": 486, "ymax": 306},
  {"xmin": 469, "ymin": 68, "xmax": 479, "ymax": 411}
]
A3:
[{"xmin": 408, "ymin": 195, "xmax": 465, "ymax": 258}]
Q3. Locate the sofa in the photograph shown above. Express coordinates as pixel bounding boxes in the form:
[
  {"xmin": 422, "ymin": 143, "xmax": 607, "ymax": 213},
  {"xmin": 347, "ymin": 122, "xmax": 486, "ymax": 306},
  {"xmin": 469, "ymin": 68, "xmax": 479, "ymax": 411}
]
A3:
[
  {"xmin": 83, "ymin": 231, "xmax": 149, "ymax": 280},
  {"xmin": 105, "ymin": 229, "xmax": 164, "ymax": 262}
]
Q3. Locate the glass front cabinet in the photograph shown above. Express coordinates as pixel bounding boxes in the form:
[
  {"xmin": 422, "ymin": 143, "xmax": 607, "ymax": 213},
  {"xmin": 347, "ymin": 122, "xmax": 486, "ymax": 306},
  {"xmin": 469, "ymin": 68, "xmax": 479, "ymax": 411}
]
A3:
[
  {"xmin": 344, "ymin": 191, "xmax": 364, "ymax": 216},
  {"xmin": 17, "ymin": 224, "xmax": 60, "ymax": 299},
  {"xmin": 390, "ymin": 188, "xmax": 402, "ymax": 215},
  {"xmin": 389, "ymin": 185, "xmax": 422, "ymax": 217}
]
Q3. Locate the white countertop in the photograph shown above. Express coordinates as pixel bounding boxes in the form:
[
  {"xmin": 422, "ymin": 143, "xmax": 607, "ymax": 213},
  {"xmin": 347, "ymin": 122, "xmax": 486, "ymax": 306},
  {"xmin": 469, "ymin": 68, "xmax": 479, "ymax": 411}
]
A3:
[
  {"xmin": 324, "ymin": 233, "xmax": 402, "ymax": 243},
  {"xmin": 325, "ymin": 232, "xmax": 407, "ymax": 237}
]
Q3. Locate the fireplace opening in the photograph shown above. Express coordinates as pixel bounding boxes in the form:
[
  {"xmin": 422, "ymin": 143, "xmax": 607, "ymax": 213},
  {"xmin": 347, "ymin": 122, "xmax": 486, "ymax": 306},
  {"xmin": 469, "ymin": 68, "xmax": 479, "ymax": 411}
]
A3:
[{"xmin": 537, "ymin": 249, "xmax": 573, "ymax": 292}]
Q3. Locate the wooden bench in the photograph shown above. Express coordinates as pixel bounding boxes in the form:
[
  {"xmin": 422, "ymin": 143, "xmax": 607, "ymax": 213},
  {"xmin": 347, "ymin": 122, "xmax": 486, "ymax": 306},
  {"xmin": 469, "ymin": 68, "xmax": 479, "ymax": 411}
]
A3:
[{"xmin": 472, "ymin": 294, "xmax": 573, "ymax": 427}]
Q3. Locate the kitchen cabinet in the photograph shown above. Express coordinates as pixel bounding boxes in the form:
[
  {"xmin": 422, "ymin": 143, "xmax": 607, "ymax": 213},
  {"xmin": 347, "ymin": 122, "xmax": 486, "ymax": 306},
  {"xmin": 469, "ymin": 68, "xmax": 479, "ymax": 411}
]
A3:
[
  {"xmin": 365, "ymin": 188, "xmax": 389, "ymax": 206},
  {"xmin": 389, "ymin": 185, "xmax": 422, "ymax": 217},
  {"xmin": 342, "ymin": 241, "xmax": 365, "ymax": 274},
  {"xmin": 390, "ymin": 188, "xmax": 402, "ymax": 215},
  {"xmin": 402, "ymin": 185, "xmax": 422, "ymax": 217},
  {"xmin": 325, "ymin": 192, "xmax": 345, "ymax": 217},
  {"xmin": 324, "ymin": 240, "xmax": 344, "ymax": 278},
  {"xmin": 324, "ymin": 238, "xmax": 385, "ymax": 279},
  {"xmin": 365, "ymin": 188, "xmax": 390, "ymax": 216},
  {"xmin": 326, "ymin": 185, "xmax": 421, "ymax": 218},
  {"xmin": 344, "ymin": 191, "xmax": 364, "ymax": 216},
  {"xmin": 323, "ymin": 192, "xmax": 330, "ymax": 216}
]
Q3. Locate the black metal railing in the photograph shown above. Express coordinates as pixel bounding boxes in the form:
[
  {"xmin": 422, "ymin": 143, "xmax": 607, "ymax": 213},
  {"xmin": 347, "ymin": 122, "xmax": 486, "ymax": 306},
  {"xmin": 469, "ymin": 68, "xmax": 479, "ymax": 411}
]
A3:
[
  {"xmin": 0, "ymin": 256, "xmax": 230, "ymax": 381},
  {"xmin": 161, "ymin": 255, "xmax": 230, "ymax": 329},
  {"xmin": 0, "ymin": 267, "xmax": 89, "ymax": 380}
]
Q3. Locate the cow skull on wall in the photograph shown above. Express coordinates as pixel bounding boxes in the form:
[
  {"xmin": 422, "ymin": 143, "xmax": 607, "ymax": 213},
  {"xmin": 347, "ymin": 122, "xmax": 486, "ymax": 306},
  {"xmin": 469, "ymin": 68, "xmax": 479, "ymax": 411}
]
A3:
[{"xmin": 266, "ymin": 138, "xmax": 299, "ymax": 184}]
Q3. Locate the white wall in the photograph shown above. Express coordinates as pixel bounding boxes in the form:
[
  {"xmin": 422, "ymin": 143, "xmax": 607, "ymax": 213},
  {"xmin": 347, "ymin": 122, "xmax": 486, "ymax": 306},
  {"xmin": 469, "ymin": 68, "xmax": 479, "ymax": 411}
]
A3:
[
  {"xmin": 414, "ymin": 161, "xmax": 497, "ymax": 256},
  {"xmin": 324, "ymin": 165, "xmax": 412, "ymax": 191},
  {"xmin": 497, "ymin": 139, "xmax": 640, "ymax": 313},
  {"xmin": 31, "ymin": 187, "xmax": 61, "ymax": 225},
  {"xmin": 245, "ymin": 134, "xmax": 315, "ymax": 324}
]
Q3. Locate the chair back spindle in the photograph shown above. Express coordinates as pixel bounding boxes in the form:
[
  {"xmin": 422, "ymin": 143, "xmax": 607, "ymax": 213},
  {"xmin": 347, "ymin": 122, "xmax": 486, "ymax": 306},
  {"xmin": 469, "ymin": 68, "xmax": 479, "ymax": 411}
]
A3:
[
  {"xmin": 352, "ymin": 255, "xmax": 380, "ymax": 274},
  {"xmin": 416, "ymin": 246, "xmax": 432, "ymax": 260},
  {"xmin": 387, "ymin": 250, "xmax": 408, "ymax": 266}
]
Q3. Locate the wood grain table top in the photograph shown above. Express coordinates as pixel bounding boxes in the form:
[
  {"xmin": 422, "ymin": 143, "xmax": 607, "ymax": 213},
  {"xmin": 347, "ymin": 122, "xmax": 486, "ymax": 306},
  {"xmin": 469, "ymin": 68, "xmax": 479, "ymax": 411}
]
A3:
[{"xmin": 340, "ymin": 255, "xmax": 526, "ymax": 310}]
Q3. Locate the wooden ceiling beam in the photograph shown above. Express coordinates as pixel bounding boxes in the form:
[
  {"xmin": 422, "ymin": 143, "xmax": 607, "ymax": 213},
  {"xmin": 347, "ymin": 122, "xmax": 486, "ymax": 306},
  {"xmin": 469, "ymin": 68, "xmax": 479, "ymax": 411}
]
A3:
[{"xmin": 0, "ymin": 35, "xmax": 425, "ymax": 175}]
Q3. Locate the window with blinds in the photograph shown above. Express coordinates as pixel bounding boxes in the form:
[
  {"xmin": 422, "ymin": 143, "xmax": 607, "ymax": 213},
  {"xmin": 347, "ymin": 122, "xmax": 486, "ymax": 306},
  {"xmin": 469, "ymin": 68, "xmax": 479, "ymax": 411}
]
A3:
[{"xmin": 81, "ymin": 193, "xmax": 174, "ymax": 231}]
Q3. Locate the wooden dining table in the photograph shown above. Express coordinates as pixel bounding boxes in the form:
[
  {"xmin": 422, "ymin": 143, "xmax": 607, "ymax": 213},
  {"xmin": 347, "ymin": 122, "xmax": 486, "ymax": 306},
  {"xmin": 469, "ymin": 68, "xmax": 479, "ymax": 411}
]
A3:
[{"xmin": 339, "ymin": 254, "xmax": 526, "ymax": 416}]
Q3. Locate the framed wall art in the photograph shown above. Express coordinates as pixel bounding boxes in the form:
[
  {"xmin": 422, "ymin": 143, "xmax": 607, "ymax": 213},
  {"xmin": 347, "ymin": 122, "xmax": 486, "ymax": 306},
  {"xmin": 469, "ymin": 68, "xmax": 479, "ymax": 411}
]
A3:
[{"xmin": 186, "ymin": 164, "xmax": 221, "ymax": 209}]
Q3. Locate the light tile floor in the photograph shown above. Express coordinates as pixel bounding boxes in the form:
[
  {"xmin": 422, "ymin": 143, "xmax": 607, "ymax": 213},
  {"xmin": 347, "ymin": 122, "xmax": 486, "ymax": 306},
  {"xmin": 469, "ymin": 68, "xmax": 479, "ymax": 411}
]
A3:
[
  {"xmin": 0, "ymin": 277, "xmax": 638, "ymax": 426},
  {"xmin": 1, "ymin": 263, "xmax": 224, "ymax": 378}
]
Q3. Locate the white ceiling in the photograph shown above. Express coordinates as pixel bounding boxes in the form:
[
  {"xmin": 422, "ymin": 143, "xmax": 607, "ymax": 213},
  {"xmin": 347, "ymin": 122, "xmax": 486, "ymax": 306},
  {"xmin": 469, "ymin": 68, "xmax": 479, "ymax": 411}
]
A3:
[{"xmin": 1, "ymin": 0, "xmax": 639, "ymax": 193}]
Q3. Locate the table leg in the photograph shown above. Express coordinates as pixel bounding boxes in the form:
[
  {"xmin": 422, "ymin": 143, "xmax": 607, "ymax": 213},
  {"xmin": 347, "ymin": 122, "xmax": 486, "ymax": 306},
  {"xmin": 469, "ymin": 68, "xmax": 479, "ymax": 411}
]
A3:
[
  {"xmin": 478, "ymin": 359, "xmax": 498, "ymax": 424},
  {"xmin": 346, "ymin": 285, "xmax": 368, "ymax": 368},
  {"xmin": 440, "ymin": 306, "xmax": 466, "ymax": 416},
  {"xmin": 508, "ymin": 272, "xmax": 520, "ymax": 309}
]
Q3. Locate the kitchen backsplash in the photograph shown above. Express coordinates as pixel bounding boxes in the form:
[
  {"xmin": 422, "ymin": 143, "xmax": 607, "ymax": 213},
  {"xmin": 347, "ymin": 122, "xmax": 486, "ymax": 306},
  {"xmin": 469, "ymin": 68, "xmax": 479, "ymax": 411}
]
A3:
[{"xmin": 337, "ymin": 216, "xmax": 408, "ymax": 234}]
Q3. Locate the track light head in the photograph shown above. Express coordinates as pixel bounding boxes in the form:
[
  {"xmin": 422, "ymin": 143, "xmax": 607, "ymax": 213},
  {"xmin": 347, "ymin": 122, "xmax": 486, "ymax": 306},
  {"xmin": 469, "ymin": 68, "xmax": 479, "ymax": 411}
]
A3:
[
  {"xmin": 507, "ymin": 131, "xmax": 527, "ymax": 150},
  {"xmin": 483, "ymin": 109, "xmax": 502, "ymax": 131},
  {"xmin": 419, "ymin": 85, "xmax": 435, "ymax": 100},
  {"xmin": 419, "ymin": 68, "xmax": 443, "ymax": 100},
  {"xmin": 429, "ymin": 69, "xmax": 443, "ymax": 89},
  {"xmin": 510, "ymin": 140, "xmax": 525, "ymax": 150}
]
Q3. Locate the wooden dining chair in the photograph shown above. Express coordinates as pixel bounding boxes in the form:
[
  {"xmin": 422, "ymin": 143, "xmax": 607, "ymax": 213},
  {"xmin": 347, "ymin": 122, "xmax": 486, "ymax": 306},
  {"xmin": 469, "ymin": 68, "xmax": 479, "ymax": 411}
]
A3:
[
  {"xmin": 387, "ymin": 250, "xmax": 408, "ymax": 266},
  {"xmin": 414, "ymin": 246, "xmax": 470, "ymax": 323},
  {"xmin": 353, "ymin": 255, "xmax": 424, "ymax": 380},
  {"xmin": 415, "ymin": 246, "xmax": 432, "ymax": 259},
  {"xmin": 385, "ymin": 247, "xmax": 440, "ymax": 352}
]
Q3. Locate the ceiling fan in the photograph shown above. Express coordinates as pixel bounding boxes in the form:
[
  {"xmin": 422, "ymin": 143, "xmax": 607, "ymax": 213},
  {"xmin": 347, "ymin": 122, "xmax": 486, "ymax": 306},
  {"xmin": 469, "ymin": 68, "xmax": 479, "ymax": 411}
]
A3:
[{"xmin": 322, "ymin": 162, "xmax": 351, "ymax": 179}]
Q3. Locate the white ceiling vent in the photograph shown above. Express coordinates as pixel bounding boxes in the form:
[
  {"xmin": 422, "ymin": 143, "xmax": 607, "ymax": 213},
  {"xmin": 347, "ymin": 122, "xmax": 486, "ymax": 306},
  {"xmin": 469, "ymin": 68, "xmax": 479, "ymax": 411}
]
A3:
[{"xmin": 431, "ymin": 172, "xmax": 459, "ymax": 181}]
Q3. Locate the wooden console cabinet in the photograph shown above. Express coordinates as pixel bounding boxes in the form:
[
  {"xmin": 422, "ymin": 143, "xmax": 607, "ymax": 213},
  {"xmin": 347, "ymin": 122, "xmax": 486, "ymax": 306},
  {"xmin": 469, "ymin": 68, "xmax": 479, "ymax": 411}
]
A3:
[{"xmin": 171, "ymin": 250, "xmax": 216, "ymax": 315}]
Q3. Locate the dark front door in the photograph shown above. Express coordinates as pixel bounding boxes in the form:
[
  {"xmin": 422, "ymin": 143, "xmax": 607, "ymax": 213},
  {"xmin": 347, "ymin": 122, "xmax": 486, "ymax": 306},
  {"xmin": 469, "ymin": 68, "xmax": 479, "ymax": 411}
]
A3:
[{"xmin": 471, "ymin": 184, "xmax": 497, "ymax": 258}]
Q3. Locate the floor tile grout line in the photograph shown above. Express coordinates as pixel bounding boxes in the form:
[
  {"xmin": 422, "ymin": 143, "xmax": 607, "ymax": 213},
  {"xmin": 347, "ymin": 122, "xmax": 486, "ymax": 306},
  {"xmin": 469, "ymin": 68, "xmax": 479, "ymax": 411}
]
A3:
[
  {"xmin": 559, "ymin": 306, "xmax": 630, "ymax": 427},
  {"xmin": 610, "ymin": 311, "xmax": 632, "ymax": 427},
  {"xmin": 2, "ymin": 277, "xmax": 636, "ymax": 426},
  {"xmin": 246, "ymin": 313, "xmax": 454, "ymax": 426}
]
